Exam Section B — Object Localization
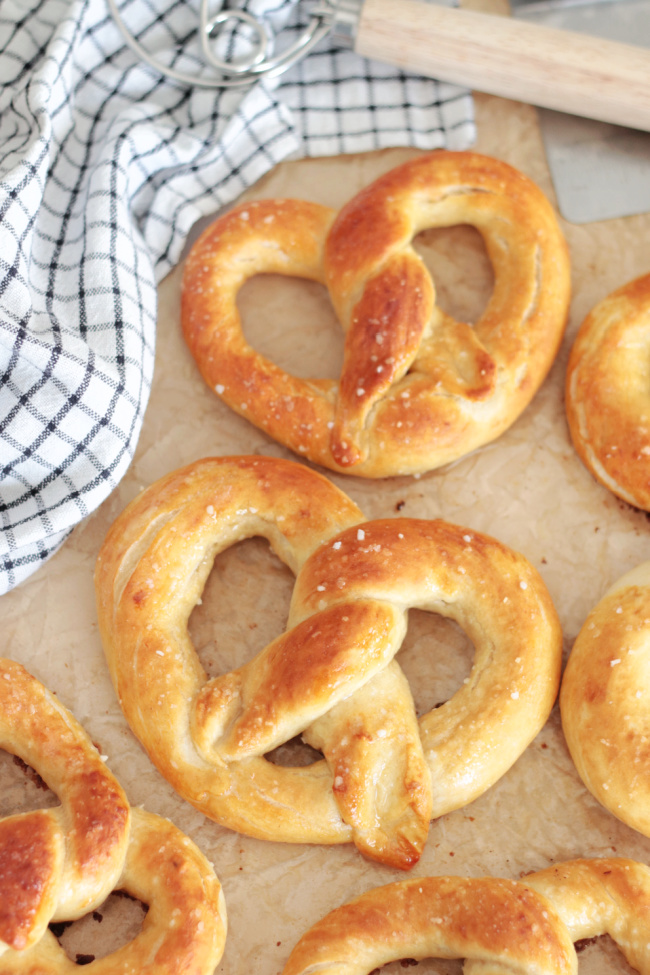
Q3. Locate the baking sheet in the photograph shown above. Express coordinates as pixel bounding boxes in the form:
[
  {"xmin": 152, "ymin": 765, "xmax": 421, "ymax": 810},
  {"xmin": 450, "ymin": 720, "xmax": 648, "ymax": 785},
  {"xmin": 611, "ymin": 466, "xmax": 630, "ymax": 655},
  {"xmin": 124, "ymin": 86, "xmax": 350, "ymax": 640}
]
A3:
[{"xmin": 3, "ymin": 89, "xmax": 650, "ymax": 974}]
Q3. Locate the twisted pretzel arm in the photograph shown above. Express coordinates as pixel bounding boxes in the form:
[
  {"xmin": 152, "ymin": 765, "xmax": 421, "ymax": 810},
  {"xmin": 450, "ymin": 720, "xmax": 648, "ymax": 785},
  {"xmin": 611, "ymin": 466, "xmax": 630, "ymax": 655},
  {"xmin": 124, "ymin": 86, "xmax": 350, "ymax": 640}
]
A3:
[
  {"xmin": 293, "ymin": 517, "xmax": 563, "ymax": 818},
  {"xmin": 281, "ymin": 876, "xmax": 577, "ymax": 975},
  {"xmin": 525, "ymin": 858, "xmax": 650, "ymax": 974},
  {"xmin": 283, "ymin": 858, "xmax": 650, "ymax": 975},
  {"xmin": 0, "ymin": 660, "xmax": 226, "ymax": 975},
  {"xmin": 303, "ymin": 661, "xmax": 433, "ymax": 869},
  {"xmin": 0, "ymin": 660, "xmax": 130, "ymax": 954},
  {"xmin": 0, "ymin": 809, "xmax": 227, "ymax": 975},
  {"xmin": 324, "ymin": 152, "xmax": 570, "ymax": 471},
  {"xmin": 95, "ymin": 456, "xmax": 368, "ymax": 847},
  {"xmin": 181, "ymin": 152, "xmax": 570, "ymax": 478},
  {"xmin": 565, "ymin": 272, "xmax": 650, "ymax": 510},
  {"xmin": 96, "ymin": 457, "xmax": 562, "ymax": 869}
]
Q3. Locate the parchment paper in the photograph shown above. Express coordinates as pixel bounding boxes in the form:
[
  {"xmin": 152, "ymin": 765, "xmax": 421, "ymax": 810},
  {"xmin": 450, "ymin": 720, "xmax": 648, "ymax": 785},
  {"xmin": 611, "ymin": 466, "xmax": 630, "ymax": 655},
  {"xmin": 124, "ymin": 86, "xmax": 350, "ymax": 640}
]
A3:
[{"xmin": 3, "ymin": 83, "xmax": 650, "ymax": 974}]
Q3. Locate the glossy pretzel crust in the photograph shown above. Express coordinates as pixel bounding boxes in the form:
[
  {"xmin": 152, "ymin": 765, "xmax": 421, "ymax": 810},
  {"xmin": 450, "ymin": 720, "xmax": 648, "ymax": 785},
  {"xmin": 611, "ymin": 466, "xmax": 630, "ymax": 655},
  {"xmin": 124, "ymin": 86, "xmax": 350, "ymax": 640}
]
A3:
[
  {"xmin": 181, "ymin": 151, "xmax": 571, "ymax": 478},
  {"xmin": 95, "ymin": 455, "xmax": 562, "ymax": 870},
  {"xmin": 0, "ymin": 659, "xmax": 227, "ymax": 975},
  {"xmin": 566, "ymin": 272, "xmax": 650, "ymax": 510},
  {"xmin": 560, "ymin": 561, "xmax": 650, "ymax": 838},
  {"xmin": 281, "ymin": 874, "xmax": 576, "ymax": 975},
  {"xmin": 0, "ymin": 659, "xmax": 130, "ymax": 955},
  {"xmin": 282, "ymin": 857, "xmax": 650, "ymax": 975}
]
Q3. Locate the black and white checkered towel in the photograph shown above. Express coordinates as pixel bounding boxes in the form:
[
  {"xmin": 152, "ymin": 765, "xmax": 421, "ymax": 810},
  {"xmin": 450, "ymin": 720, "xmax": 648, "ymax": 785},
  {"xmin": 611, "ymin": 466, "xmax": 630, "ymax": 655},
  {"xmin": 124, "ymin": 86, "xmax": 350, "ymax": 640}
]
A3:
[{"xmin": 0, "ymin": 0, "xmax": 475, "ymax": 595}]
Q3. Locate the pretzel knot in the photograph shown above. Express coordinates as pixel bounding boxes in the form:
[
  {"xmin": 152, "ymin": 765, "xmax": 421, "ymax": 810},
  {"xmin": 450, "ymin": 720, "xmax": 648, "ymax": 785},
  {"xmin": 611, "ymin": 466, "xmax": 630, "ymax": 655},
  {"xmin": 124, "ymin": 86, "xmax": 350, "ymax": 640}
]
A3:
[
  {"xmin": 181, "ymin": 151, "xmax": 570, "ymax": 478},
  {"xmin": 0, "ymin": 658, "xmax": 226, "ymax": 974},
  {"xmin": 560, "ymin": 561, "xmax": 650, "ymax": 839},
  {"xmin": 95, "ymin": 456, "xmax": 562, "ymax": 870},
  {"xmin": 281, "ymin": 857, "xmax": 650, "ymax": 975},
  {"xmin": 566, "ymin": 272, "xmax": 650, "ymax": 510}
]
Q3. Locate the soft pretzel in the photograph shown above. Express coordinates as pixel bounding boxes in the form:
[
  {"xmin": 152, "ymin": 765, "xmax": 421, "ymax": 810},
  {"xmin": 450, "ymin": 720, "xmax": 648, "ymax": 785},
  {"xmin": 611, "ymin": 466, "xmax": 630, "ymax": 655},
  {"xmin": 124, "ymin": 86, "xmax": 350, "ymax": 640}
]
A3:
[
  {"xmin": 560, "ymin": 561, "xmax": 650, "ymax": 838},
  {"xmin": 281, "ymin": 857, "xmax": 650, "ymax": 975},
  {"xmin": 0, "ymin": 658, "xmax": 130, "ymax": 955},
  {"xmin": 566, "ymin": 272, "xmax": 650, "ymax": 509},
  {"xmin": 95, "ymin": 455, "xmax": 562, "ymax": 870},
  {"xmin": 280, "ymin": 873, "xmax": 577, "ymax": 975},
  {"xmin": 181, "ymin": 151, "xmax": 571, "ymax": 478},
  {"xmin": 526, "ymin": 858, "xmax": 650, "ymax": 974},
  {"xmin": 0, "ymin": 658, "xmax": 226, "ymax": 974}
]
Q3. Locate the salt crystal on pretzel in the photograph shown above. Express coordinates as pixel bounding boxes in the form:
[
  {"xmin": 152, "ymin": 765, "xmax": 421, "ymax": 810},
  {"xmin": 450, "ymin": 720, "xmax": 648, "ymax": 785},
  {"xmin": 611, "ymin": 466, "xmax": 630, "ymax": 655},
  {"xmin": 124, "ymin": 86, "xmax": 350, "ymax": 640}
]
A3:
[
  {"xmin": 281, "ymin": 857, "xmax": 650, "ymax": 975},
  {"xmin": 0, "ymin": 658, "xmax": 226, "ymax": 974},
  {"xmin": 281, "ymin": 874, "xmax": 576, "ymax": 975},
  {"xmin": 181, "ymin": 151, "xmax": 570, "ymax": 478},
  {"xmin": 566, "ymin": 272, "xmax": 650, "ymax": 510},
  {"xmin": 560, "ymin": 560, "xmax": 650, "ymax": 839},
  {"xmin": 95, "ymin": 455, "xmax": 562, "ymax": 870}
]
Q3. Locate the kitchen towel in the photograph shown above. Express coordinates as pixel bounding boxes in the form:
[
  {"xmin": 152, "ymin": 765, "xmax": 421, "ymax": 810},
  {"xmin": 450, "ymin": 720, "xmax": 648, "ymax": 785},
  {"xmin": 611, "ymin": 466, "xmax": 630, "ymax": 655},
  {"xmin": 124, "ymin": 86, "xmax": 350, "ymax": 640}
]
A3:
[{"xmin": 0, "ymin": 0, "xmax": 475, "ymax": 595}]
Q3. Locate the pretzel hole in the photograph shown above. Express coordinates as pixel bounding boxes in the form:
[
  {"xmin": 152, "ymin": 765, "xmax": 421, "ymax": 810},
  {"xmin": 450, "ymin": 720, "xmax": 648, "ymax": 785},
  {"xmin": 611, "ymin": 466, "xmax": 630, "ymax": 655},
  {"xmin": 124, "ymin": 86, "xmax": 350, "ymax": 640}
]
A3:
[
  {"xmin": 237, "ymin": 274, "xmax": 344, "ymax": 379},
  {"xmin": 397, "ymin": 611, "xmax": 473, "ymax": 715},
  {"xmin": 335, "ymin": 940, "xmax": 636, "ymax": 975},
  {"xmin": 370, "ymin": 959, "xmax": 457, "ymax": 974},
  {"xmin": 413, "ymin": 226, "xmax": 493, "ymax": 326},
  {"xmin": 372, "ymin": 936, "xmax": 638, "ymax": 973},
  {"xmin": 574, "ymin": 933, "xmax": 638, "ymax": 973},
  {"xmin": 52, "ymin": 890, "xmax": 148, "ymax": 964},
  {"xmin": 189, "ymin": 536, "xmax": 296, "ymax": 675},
  {"xmin": 0, "ymin": 750, "xmax": 59, "ymax": 816},
  {"xmin": 266, "ymin": 735, "xmax": 323, "ymax": 768}
]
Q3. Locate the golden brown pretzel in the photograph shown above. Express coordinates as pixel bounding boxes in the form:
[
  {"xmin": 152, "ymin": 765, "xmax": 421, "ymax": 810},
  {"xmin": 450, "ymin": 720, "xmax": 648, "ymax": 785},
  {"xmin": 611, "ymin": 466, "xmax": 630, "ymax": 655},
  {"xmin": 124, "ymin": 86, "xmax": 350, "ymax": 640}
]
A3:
[
  {"xmin": 181, "ymin": 151, "xmax": 571, "ymax": 478},
  {"xmin": 281, "ymin": 874, "xmax": 577, "ymax": 975},
  {"xmin": 526, "ymin": 858, "xmax": 650, "ymax": 974},
  {"xmin": 560, "ymin": 561, "xmax": 650, "ymax": 838},
  {"xmin": 566, "ymin": 272, "xmax": 650, "ymax": 509},
  {"xmin": 0, "ymin": 658, "xmax": 226, "ymax": 975},
  {"xmin": 281, "ymin": 858, "xmax": 650, "ymax": 975},
  {"xmin": 0, "ymin": 658, "xmax": 130, "ymax": 955},
  {"xmin": 95, "ymin": 455, "xmax": 562, "ymax": 870}
]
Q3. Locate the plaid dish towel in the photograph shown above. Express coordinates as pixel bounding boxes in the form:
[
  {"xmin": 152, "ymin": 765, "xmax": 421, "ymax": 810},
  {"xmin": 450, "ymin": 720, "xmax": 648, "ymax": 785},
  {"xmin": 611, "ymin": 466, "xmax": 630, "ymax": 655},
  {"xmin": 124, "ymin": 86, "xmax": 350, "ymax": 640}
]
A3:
[{"xmin": 0, "ymin": 0, "xmax": 475, "ymax": 595}]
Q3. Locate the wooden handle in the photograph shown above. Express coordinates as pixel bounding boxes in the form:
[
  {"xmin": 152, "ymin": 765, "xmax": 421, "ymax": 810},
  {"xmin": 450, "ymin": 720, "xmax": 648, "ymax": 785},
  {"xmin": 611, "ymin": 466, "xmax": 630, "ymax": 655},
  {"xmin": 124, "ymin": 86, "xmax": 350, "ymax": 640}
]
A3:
[{"xmin": 355, "ymin": 0, "xmax": 650, "ymax": 132}]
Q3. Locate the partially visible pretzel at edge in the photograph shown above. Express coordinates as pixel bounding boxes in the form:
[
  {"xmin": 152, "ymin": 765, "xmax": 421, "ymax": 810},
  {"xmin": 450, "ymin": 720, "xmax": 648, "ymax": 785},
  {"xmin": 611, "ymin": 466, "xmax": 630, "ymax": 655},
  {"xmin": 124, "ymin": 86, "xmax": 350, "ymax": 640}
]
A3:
[
  {"xmin": 560, "ymin": 560, "xmax": 650, "ymax": 839},
  {"xmin": 280, "ymin": 857, "xmax": 650, "ymax": 975},
  {"xmin": 181, "ymin": 151, "xmax": 571, "ymax": 478},
  {"xmin": 95, "ymin": 455, "xmax": 563, "ymax": 870},
  {"xmin": 566, "ymin": 272, "xmax": 650, "ymax": 510},
  {"xmin": 0, "ymin": 658, "xmax": 227, "ymax": 975}
]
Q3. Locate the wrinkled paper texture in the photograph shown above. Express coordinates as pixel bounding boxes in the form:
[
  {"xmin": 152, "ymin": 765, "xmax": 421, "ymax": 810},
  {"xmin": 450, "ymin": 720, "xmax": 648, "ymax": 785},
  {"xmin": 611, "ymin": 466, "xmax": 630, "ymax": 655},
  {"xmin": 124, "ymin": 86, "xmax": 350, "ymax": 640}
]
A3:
[{"xmin": 3, "ymin": 92, "xmax": 650, "ymax": 975}]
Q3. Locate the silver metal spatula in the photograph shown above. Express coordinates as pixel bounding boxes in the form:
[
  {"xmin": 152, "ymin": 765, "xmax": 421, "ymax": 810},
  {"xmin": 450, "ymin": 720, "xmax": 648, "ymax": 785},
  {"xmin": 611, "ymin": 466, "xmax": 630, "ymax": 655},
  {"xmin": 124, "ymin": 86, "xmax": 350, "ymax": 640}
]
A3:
[{"xmin": 511, "ymin": 0, "xmax": 650, "ymax": 223}]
